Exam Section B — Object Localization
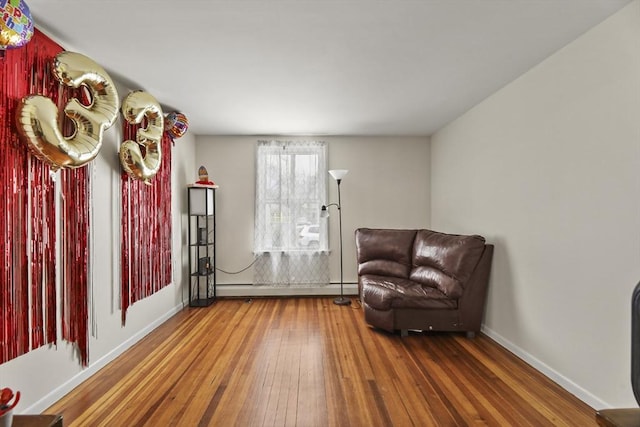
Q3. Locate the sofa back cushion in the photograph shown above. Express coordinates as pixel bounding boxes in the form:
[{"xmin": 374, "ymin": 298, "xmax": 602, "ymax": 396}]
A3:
[
  {"xmin": 410, "ymin": 230, "xmax": 486, "ymax": 298},
  {"xmin": 355, "ymin": 228, "xmax": 417, "ymax": 279}
]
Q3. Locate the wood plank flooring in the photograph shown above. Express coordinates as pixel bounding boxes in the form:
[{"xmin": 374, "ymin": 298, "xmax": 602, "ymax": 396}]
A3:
[{"xmin": 46, "ymin": 297, "xmax": 597, "ymax": 426}]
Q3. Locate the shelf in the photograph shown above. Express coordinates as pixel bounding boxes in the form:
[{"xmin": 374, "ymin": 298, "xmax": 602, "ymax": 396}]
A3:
[
  {"xmin": 190, "ymin": 297, "xmax": 216, "ymax": 307},
  {"xmin": 188, "ymin": 185, "xmax": 216, "ymax": 307},
  {"xmin": 191, "ymin": 271, "xmax": 214, "ymax": 277},
  {"xmin": 188, "ymin": 183, "xmax": 219, "ymax": 189}
]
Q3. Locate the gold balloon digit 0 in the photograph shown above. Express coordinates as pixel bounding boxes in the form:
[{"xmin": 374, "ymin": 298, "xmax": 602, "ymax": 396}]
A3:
[
  {"xmin": 16, "ymin": 51, "xmax": 120, "ymax": 170},
  {"xmin": 119, "ymin": 90, "xmax": 164, "ymax": 184}
]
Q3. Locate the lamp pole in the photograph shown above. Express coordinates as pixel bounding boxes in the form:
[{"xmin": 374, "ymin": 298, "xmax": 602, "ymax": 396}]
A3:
[
  {"xmin": 334, "ymin": 178, "xmax": 348, "ymax": 305},
  {"xmin": 330, "ymin": 171, "xmax": 350, "ymax": 306}
]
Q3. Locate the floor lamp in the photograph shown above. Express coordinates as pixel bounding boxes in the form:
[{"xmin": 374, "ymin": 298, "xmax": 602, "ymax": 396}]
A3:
[{"xmin": 321, "ymin": 169, "xmax": 351, "ymax": 306}]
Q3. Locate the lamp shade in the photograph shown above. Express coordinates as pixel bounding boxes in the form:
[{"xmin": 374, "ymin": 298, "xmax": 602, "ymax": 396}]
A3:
[
  {"xmin": 320, "ymin": 205, "xmax": 329, "ymax": 218},
  {"xmin": 328, "ymin": 169, "xmax": 348, "ymax": 181}
]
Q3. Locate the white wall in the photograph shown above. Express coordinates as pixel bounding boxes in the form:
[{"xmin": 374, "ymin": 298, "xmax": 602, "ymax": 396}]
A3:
[
  {"xmin": 0, "ymin": 82, "xmax": 197, "ymax": 413},
  {"xmin": 430, "ymin": 1, "xmax": 640, "ymax": 408},
  {"xmin": 10, "ymin": 0, "xmax": 635, "ymax": 412},
  {"xmin": 195, "ymin": 136, "xmax": 430, "ymax": 292}
]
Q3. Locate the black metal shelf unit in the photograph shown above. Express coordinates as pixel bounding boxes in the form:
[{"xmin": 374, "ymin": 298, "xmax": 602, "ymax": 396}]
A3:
[{"xmin": 187, "ymin": 185, "xmax": 217, "ymax": 306}]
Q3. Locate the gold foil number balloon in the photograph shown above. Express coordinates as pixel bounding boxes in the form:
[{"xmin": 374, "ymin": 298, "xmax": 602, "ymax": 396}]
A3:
[
  {"xmin": 119, "ymin": 90, "xmax": 164, "ymax": 184},
  {"xmin": 16, "ymin": 51, "xmax": 119, "ymax": 170}
]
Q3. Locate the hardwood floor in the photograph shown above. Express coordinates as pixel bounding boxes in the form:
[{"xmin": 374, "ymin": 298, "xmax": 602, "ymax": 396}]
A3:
[{"xmin": 46, "ymin": 297, "xmax": 597, "ymax": 426}]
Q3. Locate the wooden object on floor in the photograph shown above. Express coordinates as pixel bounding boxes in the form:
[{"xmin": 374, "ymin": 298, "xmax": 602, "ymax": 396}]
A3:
[
  {"xmin": 596, "ymin": 408, "xmax": 640, "ymax": 427},
  {"xmin": 46, "ymin": 297, "xmax": 597, "ymax": 426},
  {"xmin": 13, "ymin": 414, "xmax": 63, "ymax": 427}
]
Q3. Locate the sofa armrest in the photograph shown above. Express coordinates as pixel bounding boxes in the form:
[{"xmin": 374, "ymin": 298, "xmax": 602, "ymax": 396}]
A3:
[{"xmin": 458, "ymin": 244, "xmax": 494, "ymax": 331}]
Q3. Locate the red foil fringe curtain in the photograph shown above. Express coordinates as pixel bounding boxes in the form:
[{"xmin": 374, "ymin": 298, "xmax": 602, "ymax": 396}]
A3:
[
  {"xmin": 0, "ymin": 29, "xmax": 91, "ymax": 366},
  {"xmin": 0, "ymin": 30, "xmax": 61, "ymax": 364},
  {"xmin": 120, "ymin": 128, "xmax": 173, "ymax": 324}
]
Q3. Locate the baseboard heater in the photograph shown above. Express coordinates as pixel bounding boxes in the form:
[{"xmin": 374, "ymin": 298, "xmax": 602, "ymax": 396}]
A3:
[{"xmin": 215, "ymin": 283, "xmax": 358, "ymax": 298}]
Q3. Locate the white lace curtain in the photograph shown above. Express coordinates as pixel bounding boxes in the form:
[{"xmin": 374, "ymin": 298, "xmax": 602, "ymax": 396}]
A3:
[{"xmin": 254, "ymin": 140, "xmax": 329, "ymax": 286}]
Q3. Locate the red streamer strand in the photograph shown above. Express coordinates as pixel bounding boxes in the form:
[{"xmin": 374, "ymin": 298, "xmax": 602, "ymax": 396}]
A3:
[{"xmin": 60, "ymin": 166, "xmax": 90, "ymax": 366}]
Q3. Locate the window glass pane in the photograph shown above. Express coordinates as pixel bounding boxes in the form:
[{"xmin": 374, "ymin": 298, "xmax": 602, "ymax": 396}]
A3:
[{"xmin": 255, "ymin": 141, "xmax": 327, "ymax": 252}]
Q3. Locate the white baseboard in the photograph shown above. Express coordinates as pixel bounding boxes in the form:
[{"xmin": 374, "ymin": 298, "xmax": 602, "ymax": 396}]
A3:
[
  {"xmin": 216, "ymin": 283, "xmax": 359, "ymax": 297},
  {"xmin": 481, "ymin": 325, "xmax": 609, "ymax": 409},
  {"xmin": 24, "ymin": 302, "xmax": 185, "ymax": 414}
]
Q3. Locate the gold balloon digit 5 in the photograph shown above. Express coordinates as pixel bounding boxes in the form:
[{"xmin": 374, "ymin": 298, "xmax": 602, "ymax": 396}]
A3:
[
  {"xmin": 16, "ymin": 51, "xmax": 120, "ymax": 170},
  {"xmin": 119, "ymin": 90, "xmax": 164, "ymax": 184}
]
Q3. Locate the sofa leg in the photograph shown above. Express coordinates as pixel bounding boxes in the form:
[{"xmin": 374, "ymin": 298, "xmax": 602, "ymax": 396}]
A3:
[
  {"xmin": 466, "ymin": 331, "xmax": 476, "ymax": 339},
  {"xmin": 400, "ymin": 329, "xmax": 408, "ymax": 337}
]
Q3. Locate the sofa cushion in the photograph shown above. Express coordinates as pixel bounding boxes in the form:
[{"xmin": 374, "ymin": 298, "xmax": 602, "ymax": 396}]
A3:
[
  {"xmin": 355, "ymin": 228, "xmax": 417, "ymax": 279},
  {"xmin": 409, "ymin": 266, "xmax": 462, "ymax": 298},
  {"xmin": 410, "ymin": 230, "xmax": 485, "ymax": 295},
  {"xmin": 361, "ymin": 275, "xmax": 458, "ymax": 311},
  {"xmin": 358, "ymin": 259, "xmax": 412, "ymax": 279}
]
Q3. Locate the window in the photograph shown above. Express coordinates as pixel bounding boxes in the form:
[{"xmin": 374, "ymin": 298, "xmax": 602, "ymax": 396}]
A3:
[
  {"xmin": 254, "ymin": 140, "xmax": 327, "ymax": 252},
  {"xmin": 253, "ymin": 140, "xmax": 329, "ymax": 287}
]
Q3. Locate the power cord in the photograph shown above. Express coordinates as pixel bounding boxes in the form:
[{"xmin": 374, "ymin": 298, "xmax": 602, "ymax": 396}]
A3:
[{"xmin": 215, "ymin": 257, "xmax": 259, "ymax": 275}]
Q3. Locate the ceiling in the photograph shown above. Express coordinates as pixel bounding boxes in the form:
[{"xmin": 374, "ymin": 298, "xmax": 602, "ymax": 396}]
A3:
[{"xmin": 26, "ymin": 0, "xmax": 632, "ymax": 137}]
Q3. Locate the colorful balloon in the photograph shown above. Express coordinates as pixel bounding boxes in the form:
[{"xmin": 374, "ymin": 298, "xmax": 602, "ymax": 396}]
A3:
[
  {"xmin": 0, "ymin": 0, "xmax": 34, "ymax": 50},
  {"xmin": 164, "ymin": 111, "xmax": 189, "ymax": 139}
]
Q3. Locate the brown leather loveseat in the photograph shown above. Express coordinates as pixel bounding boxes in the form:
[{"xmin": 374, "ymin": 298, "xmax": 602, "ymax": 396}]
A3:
[{"xmin": 355, "ymin": 228, "xmax": 493, "ymax": 337}]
